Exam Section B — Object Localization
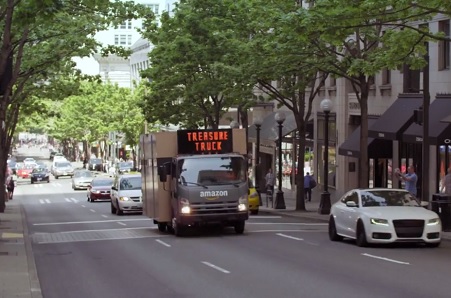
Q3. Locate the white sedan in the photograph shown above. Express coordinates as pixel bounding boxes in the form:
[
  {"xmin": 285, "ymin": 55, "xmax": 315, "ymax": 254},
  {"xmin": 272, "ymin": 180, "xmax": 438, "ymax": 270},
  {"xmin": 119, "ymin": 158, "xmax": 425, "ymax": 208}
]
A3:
[{"xmin": 329, "ymin": 188, "xmax": 441, "ymax": 247}]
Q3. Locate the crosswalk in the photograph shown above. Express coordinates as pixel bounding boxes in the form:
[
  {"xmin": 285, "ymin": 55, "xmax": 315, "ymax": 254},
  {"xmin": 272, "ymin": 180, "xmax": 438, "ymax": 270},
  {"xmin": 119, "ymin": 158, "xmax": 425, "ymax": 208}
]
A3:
[{"xmin": 39, "ymin": 197, "xmax": 80, "ymax": 204}]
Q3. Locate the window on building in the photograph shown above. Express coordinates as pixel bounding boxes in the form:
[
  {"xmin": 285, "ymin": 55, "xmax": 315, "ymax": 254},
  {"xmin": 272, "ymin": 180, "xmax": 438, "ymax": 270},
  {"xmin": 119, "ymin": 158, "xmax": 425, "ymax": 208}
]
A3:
[
  {"xmin": 381, "ymin": 68, "xmax": 391, "ymax": 85},
  {"xmin": 145, "ymin": 4, "xmax": 159, "ymax": 15},
  {"xmin": 114, "ymin": 35, "xmax": 119, "ymax": 45},
  {"xmin": 120, "ymin": 35, "xmax": 126, "ymax": 45},
  {"xmin": 439, "ymin": 20, "xmax": 450, "ymax": 71},
  {"xmin": 330, "ymin": 76, "xmax": 336, "ymax": 87},
  {"xmin": 127, "ymin": 35, "xmax": 132, "ymax": 45}
]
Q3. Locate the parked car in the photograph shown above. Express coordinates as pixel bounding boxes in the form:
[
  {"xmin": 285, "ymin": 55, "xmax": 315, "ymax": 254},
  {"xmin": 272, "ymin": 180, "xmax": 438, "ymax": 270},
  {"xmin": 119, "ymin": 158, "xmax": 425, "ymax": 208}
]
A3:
[
  {"xmin": 248, "ymin": 180, "xmax": 260, "ymax": 215},
  {"xmin": 110, "ymin": 173, "xmax": 142, "ymax": 215},
  {"xmin": 30, "ymin": 167, "xmax": 50, "ymax": 184},
  {"xmin": 116, "ymin": 161, "xmax": 133, "ymax": 174},
  {"xmin": 329, "ymin": 188, "xmax": 441, "ymax": 247},
  {"xmin": 52, "ymin": 161, "xmax": 74, "ymax": 179},
  {"xmin": 87, "ymin": 177, "xmax": 114, "ymax": 202},
  {"xmin": 88, "ymin": 158, "xmax": 103, "ymax": 171},
  {"xmin": 71, "ymin": 170, "xmax": 94, "ymax": 190}
]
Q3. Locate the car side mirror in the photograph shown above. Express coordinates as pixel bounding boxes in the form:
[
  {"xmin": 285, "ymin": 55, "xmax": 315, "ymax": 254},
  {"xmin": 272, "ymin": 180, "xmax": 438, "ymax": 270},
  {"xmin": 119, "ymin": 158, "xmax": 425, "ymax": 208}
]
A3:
[{"xmin": 345, "ymin": 201, "xmax": 358, "ymax": 208}]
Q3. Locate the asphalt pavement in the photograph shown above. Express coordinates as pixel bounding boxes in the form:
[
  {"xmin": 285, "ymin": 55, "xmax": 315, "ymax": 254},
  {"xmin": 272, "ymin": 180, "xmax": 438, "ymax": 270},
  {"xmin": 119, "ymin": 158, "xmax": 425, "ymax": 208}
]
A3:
[{"xmin": 2, "ymin": 146, "xmax": 451, "ymax": 298}]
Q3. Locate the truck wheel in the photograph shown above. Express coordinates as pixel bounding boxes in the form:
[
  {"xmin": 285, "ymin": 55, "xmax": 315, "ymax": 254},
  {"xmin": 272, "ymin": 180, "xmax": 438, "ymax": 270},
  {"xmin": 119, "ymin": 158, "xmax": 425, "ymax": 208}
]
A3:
[
  {"xmin": 234, "ymin": 221, "xmax": 245, "ymax": 234},
  {"xmin": 110, "ymin": 202, "xmax": 117, "ymax": 214},
  {"xmin": 172, "ymin": 218, "xmax": 185, "ymax": 237},
  {"xmin": 157, "ymin": 222, "xmax": 167, "ymax": 232}
]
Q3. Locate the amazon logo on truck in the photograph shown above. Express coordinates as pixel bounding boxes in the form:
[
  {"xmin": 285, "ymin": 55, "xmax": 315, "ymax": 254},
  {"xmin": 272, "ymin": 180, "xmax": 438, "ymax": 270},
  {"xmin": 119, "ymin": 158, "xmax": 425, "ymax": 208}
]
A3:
[{"xmin": 200, "ymin": 191, "xmax": 228, "ymax": 197}]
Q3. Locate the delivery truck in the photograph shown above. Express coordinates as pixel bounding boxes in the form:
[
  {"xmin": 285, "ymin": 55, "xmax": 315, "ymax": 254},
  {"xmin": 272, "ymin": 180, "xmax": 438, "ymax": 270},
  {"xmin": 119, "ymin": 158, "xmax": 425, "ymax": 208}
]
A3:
[{"xmin": 140, "ymin": 128, "xmax": 249, "ymax": 236}]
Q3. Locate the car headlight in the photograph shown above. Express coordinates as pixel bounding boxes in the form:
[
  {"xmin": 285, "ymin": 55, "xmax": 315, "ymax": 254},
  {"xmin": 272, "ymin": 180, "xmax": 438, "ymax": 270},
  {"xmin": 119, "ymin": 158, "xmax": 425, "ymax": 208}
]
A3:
[
  {"xmin": 427, "ymin": 218, "xmax": 440, "ymax": 225},
  {"xmin": 370, "ymin": 218, "xmax": 389, "ymax": 226},
  {"xmin": 238, "ymin": 195, "xmax": 248, "ymax": 211},
  {"xmin": 94, "ymin": 190, "xmax": 101, "ymax": 194},
  {"xmin": 119, "ymin": 196, "xmax": 130, "ymax": 201},
  {"xmin": 180, "ymin": 198, "xmax": 190, "ymax": 214}
]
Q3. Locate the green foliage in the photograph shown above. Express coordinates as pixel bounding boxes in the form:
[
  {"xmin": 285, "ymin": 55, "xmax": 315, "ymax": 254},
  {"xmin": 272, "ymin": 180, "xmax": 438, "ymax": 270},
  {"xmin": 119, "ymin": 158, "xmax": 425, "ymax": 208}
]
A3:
[{"xmin": 140, "ymin": 0, "xmax": 255, "ymax": 129}]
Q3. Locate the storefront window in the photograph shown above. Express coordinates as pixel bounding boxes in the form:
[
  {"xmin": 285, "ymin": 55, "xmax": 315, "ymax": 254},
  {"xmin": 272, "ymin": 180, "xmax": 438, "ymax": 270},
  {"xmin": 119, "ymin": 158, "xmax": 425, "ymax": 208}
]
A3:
[{"xmin": 438, "ymin": 145, "xmax": 450, "ymax": 193}]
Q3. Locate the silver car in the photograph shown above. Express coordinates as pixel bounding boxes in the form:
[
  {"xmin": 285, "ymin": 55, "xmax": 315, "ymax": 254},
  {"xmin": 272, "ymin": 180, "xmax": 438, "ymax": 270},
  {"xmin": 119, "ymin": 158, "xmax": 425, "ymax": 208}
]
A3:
[
  {"xmin": 52, "ymin": 161, "xmax": 74, "ymax": 179},
  {"xmin": 72, "ymin": 170, "xmax": 94, "ymax": 190}
]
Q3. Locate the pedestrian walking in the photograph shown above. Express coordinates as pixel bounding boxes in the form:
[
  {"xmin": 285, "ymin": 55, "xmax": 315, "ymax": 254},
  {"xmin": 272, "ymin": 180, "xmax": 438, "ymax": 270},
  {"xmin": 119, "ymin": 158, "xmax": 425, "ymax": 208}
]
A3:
[
  {"xmin": 303, "ymin": 172, "xmax": 316, "ymax": 202},
  {"xmin": 396, "ymin": 165, "xmax": 418, "ymax": 197},
  {"xmin": 6, "ymin": 175, "xmax": 15, "ymax": 200},
  {"xmin": 441, "ymin": 167, "xmax": 451, "ymax": 195},
  {"xmin": 265, "ymin": 168, "xmax": 275, "ymax": 199}
]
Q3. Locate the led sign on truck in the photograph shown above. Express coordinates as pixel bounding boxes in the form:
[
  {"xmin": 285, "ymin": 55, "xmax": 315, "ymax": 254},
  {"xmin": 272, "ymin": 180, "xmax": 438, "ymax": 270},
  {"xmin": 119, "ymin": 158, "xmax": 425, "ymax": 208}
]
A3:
[{"xmin": 177, "ymin": 129, "xmax": 233, "ymax": 154}]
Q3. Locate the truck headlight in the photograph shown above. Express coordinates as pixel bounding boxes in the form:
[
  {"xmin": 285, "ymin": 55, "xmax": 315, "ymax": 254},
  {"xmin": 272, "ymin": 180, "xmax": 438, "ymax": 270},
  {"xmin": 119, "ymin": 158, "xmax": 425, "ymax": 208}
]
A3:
[
  {"xmin": 238, "ymin": 195, "xmax": 248, "ymax": 211},
  {"xmin": 180, "ymin": 198, "xmax": 191, "ymax": 214},
  {"xmin": 370, "ymin": 218, "xmax": 389, "ymax": 226},
  {"xmin": 119, "ymin": 196, "xmax": 130, "ymax": 201},
  {"xmin": 427, "ymin": 218, "xmax": 440, "ymax": 225}
]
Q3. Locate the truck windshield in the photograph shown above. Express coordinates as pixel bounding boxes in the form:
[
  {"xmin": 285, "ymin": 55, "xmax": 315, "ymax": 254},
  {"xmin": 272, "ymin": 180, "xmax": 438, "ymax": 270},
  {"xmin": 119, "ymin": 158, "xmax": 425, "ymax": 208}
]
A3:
[{"xmin": 179, "ymin": 157, "xmax": 246, "ymax": 186}]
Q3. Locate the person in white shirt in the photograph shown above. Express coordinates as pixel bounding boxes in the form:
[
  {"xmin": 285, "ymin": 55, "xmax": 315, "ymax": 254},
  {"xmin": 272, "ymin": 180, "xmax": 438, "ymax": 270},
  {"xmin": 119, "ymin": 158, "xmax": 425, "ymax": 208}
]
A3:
[{"xmin": 265, "ymin": 168, "xmax": 275, "ymax": 196}]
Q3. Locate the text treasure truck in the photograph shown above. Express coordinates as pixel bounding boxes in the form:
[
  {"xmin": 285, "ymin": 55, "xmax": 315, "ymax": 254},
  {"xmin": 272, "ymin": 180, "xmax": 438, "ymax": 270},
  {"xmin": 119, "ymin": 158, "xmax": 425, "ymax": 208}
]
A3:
[{"xmin": 140, "ymin": 128, "xmax": 249, "ymax": 236}]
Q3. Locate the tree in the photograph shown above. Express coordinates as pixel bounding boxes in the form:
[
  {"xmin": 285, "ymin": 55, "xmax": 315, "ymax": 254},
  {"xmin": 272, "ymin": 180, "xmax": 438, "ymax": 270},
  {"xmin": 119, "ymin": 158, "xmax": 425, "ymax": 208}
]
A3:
[
  {"xmin": 140, "ymin": 0, "xmax": 254, "ymax": 129},
  {"xmin": 237, "ymin": 0, "xmax": 328, "ymax": 210},
  {"xmin": 0, "ymin": 0, "xmax": 152, "ymax": 211},
  {"xmin": 307, "ymin": 0, "xmax": 437, "ymax": 188}
]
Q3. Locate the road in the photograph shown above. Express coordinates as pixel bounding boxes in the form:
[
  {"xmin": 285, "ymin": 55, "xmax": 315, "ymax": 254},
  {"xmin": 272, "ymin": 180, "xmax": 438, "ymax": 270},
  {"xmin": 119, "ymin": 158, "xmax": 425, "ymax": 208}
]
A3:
[{"xmin": 13, "ymin": 146, "xmax": 451, "ymax": 298}]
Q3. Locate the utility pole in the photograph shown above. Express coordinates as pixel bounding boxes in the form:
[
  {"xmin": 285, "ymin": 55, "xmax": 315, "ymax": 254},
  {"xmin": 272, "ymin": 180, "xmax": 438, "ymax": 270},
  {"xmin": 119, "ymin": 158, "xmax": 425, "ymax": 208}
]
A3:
[{"xmin": 422, "ymin": 44, "xmax": 430, "ymax": 202}]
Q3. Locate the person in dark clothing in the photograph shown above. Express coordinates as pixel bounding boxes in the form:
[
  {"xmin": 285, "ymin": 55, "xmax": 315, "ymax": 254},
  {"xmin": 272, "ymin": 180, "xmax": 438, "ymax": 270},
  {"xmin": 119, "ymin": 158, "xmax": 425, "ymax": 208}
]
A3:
[
  {"xmin": 6, "ymin": 176, "xmax": 15, "ymax": 200},
  {"xmin": 303, "ymin": 172, "xmax": 316, "ymax": 202}
]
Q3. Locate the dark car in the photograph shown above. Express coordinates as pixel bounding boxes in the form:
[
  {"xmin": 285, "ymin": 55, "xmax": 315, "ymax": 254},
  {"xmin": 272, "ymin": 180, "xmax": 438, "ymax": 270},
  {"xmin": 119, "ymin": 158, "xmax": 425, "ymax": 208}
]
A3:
[
  {"xmin": 87, "ymin": 177, "xmax": 114, "ymax": 202},
  {"xmin": 88, "ymin": 158, "xmax": 103, "ymax": 171},
  {"xmin": 30, "ymin": 167, "xmax": 50, "ymax": 184}
]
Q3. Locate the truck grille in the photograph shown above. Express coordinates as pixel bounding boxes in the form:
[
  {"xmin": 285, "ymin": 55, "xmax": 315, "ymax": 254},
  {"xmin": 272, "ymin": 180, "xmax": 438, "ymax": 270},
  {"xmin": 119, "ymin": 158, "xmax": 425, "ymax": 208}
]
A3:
[
  {"xmin": 393, "ymin": 220, "xmax": 424, "ymax": 238},
  {"xmin": 190, "ymin": 201, "xmax": 238, "ymax": 215}
]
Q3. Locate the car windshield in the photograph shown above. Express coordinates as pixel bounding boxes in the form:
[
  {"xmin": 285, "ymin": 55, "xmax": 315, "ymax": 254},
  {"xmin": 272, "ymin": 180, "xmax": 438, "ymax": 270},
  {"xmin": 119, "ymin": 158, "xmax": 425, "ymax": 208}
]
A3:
[
  {"xmin": 56, "ymin": 162, "xmax": 71, "ymax": 167},
  {"xmin": 178, "ymin": 156, "xmax": 246, "ymax": 186},
  {"xmin": 90, "ymin": 159, "xmax": 102, "ymax": 164},
  {"xmin": 119, "ymin": 162, "xmax": 133, "ymax": 169},
  {"xmin": 74, "ymin": 171, "xmax": 92, "ymax": 178},
  {"xmin": 92, "ymin": 179, "xmax": 113, "ymax": 187},
  {"xmin": 32, "ymin": 168, "xmax": 46, "ymax": 173},
  {"xmin": 24, "ymin": 164, "xmax": 35, "ymax": 169},
  {"xmin": 361, "ymin": 190, "xmax": 420, "ymax": 207},
  {"xmin": 119, "ymin": 176, "xmax": 141, "ymax": 190}
]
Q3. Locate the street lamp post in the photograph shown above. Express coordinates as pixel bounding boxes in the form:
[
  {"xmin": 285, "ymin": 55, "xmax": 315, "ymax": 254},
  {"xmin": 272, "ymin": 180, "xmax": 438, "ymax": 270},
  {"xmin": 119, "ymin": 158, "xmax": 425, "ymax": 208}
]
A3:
[
  {"xmin": 319, "ymin": 98, "xmax": 333, "ymax": 214},
  {"xmin": 254, "ymin": 117, "xmax": 263, "ymax": 206},
  {"xmin": 274, "ymin": 112, "xmax": 286, "ymax": 209}
]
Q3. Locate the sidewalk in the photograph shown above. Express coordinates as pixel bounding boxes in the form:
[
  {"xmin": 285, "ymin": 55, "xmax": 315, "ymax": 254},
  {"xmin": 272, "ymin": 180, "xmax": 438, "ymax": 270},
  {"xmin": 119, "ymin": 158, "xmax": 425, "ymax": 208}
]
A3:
[
  {"xmin": 0, "ymin": 199, "xmax": 42, "ymax": 298},
  {"xmin": 260, "ymin": 185, "xmax": 451, "ymax": 241}
]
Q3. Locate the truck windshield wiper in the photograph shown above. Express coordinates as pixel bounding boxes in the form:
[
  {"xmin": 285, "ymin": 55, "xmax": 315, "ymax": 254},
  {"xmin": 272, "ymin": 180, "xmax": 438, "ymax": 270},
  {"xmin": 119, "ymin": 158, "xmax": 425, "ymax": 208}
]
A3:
[{"xmin": 184, "ymin": 181, "xmax": 208, "ymax": 189}]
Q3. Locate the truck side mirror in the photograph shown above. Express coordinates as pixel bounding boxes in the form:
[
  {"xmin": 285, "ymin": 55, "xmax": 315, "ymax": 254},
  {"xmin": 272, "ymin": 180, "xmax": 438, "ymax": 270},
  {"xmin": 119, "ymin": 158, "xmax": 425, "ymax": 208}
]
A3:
[{"xmin": 158, "ymin": 165, "xmax": 167, "ymax": 182}]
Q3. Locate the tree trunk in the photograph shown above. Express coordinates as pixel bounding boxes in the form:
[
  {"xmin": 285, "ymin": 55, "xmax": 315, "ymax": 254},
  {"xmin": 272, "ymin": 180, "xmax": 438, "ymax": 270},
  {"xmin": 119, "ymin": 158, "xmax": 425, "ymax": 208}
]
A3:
[
  {"xmin": 359, "ymin": 82, "xmax": 370, "ymax": 188},
  {"xmin": 295, "ymin": 119, "xmax": 307, "ymax": 211},
  {"xmin": 0, "ymin": 149, "xmax": 7, "ymax": 212}
]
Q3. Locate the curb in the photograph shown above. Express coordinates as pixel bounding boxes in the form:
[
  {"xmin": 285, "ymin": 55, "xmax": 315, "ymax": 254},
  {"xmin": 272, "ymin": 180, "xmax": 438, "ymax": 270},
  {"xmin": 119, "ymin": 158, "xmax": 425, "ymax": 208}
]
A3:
[{"xmin": 21, "ymin": 205, "xmax": 43, "ymax": 298}]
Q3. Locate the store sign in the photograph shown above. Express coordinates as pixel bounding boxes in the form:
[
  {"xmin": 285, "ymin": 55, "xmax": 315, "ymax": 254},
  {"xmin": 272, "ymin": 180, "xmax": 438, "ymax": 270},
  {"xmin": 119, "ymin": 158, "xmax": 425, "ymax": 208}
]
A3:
[{"xmin": 177, "ymin": 129, "xmax": 233, "ymax": 154}]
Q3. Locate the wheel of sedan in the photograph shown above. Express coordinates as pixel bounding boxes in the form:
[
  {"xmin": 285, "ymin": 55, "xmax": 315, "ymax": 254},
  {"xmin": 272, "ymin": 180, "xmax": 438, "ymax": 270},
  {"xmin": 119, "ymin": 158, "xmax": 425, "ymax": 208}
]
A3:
[
  {"xmin": 328, "ymin": 217, "xmax": 343, "ymax": 241},
  {"xmin": 355, "ymin": 221, "xmax": 368, "ymax": 247},
  {"xmin": 110, "ymin": 201, "xmax": 116, "ymax": 214}
]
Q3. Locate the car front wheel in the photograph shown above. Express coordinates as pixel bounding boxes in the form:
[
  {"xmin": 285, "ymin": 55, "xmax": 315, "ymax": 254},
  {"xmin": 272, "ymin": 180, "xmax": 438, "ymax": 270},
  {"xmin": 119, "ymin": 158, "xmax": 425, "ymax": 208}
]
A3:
[
  {"xmin": 356, "ymin": 221, "xmax": 368, "ymax": 247},
  {"xmin": 328, "ymin": 217, "xmax": 343, "ymax": 241}
]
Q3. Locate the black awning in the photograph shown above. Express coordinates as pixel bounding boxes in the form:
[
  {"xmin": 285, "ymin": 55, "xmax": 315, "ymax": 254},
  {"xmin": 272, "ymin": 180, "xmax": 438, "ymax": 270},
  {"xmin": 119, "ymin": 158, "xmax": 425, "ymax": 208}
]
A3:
[
  {"xmin": 249, "ymin": 111, "xmax": 299, "ymax": 142},
  {"xmin": 339, "ymin": 119, "xmax": 393, "ymax": 159},
  {"xmin": 368, "ymin": 94, "xmax": 423, "ymax": 140},
  {"xmin": 403, "ymin": 94, "xmax": 451, "ymax": 144}
]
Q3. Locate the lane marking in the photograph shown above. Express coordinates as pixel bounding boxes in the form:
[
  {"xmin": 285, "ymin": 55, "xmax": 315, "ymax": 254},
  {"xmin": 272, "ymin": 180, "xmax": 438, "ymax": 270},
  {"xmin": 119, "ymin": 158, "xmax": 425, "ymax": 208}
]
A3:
[
  {"xmin": 70, "ymin": 198, "xmax": 78, "ymax": 203},
  {"xmin": 65, "ymin": 198, "xmax": 71, "ymax": 202},
  {"xmin": 276, "ymin": 233, "xmax": 304, "ymax": 241},
  {"xmin": 251, "ymin": 230, "xmax": 326, "ymax": 233},
  {"xmin": 39, "ymin": 199, "xmax": 45, "ymax": 204},
  {"xmin": 201, "ymin": 261, "xmax": 230, "ymax": 274},
  {"xmin": 117, "ymin": 222, "xmax": 127, "ymax": 226},
  {"xmin": 33, "ymin": 227, "xmax": 156, "ymax": 234},
  {"xmin": 101, "ymin": 215, "xmax": 108, "ymax": 218},
  {"xmin": 89, "ymin": 209, "xmax": 96, "ymax": 213},
  {"xmin": 44, "ymin": 199, "xmax": 51, "ymax": 204},
  {"xmin": 156, "ymin": 239, "xmax": 171, "ymax": 247},
  {"xmin": 81, "ymin": 205, "xmax": 86, "ymax": 208},
  {"xmin": 362, "ymin": 253, "xmax": 410, "ymax": 265},
  {"xmin": 33, "ymin": 218, "xmax": 151, "ymax": 226},
  {"xmin": 36, "ymin": 234, "xmax": 168, "ymax": 244},
  {"xmin": 250, "ymin": 216, "xmax": 282, "ymax": 219},
  {"xmin": 248, "ymin": 223, "xmax": 327, "ymax": 226}
]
